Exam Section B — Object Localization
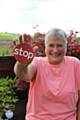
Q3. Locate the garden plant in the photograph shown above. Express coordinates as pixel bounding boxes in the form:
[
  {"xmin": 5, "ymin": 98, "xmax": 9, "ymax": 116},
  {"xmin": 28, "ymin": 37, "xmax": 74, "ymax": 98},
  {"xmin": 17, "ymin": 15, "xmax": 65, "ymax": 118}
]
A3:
[{"xmin": 0, "ymin": 77, "xmax": 18, "ymax": 119}]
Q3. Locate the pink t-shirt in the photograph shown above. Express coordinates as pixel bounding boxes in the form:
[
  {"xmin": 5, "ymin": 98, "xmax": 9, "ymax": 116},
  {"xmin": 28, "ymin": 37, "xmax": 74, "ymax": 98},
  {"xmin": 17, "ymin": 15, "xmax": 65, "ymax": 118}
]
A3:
[{"xmin": 25, "ymin": 56, "xmax": 80, "ymax": 120}]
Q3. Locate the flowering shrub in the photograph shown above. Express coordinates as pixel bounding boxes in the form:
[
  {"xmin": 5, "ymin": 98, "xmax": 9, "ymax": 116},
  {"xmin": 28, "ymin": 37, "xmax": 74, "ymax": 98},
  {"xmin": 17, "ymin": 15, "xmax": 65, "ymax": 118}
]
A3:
[
  {"xmin": 67, "ymin": 30, "xmax": 80, "ymax": 59},
  {"xmin": 32, "ymin": 32, "xmax": 45, "ymax": 57}
]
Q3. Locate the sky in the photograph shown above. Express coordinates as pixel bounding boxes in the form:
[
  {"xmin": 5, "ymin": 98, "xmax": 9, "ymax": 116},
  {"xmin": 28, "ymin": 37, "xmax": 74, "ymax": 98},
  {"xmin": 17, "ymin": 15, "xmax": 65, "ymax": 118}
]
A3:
[{"xmin": 0, "ymin": 0, "xmax": 80, "ymax": 35}]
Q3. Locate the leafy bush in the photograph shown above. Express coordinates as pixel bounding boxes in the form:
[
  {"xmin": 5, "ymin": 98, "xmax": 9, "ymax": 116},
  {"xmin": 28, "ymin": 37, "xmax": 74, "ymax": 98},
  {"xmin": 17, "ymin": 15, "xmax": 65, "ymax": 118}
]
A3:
[
  {"xmin": 0, "ymin": 77, "xmax": 18, "ymax": 117},
  {"xmin": 67, "ymin": 31, "xmax": 80, "ymax": 59}
]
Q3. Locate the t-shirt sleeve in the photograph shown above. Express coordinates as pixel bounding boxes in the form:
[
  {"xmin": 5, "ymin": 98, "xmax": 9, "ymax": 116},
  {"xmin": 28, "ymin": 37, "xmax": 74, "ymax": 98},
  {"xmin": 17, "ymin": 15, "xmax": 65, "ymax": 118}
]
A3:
[
  {"xmin": 31, "ymin": 57, "xmax": 38, "ymax": 68},
  {"xmin": 31, "ymin": 57, "xmax": 42, "ymax": 69}
]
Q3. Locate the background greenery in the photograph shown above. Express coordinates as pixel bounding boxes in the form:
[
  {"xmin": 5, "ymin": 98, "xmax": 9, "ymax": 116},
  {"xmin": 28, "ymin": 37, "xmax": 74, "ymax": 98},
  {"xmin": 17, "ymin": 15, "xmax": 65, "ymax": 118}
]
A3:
[
  {"xmin": 0, "ymin": 33, "xmax": 19, "ymax": 40},
  {"xmin": 0, "ymin": 47, "xmax": 12, "ymax": 56},
  {"xmin": 0, "ymin": 32, "xmax": 80, "ymax": 56},
  {"xmin": 0, "ymin": 77, "xmax": 18, "ymax": 118},
  {"xmin": 0, "ymin": 32, "xmax": 19, "ymax": 56},
  {"xmin": 76, "ymin": 37, "xmax": 80, "ymax": 42}
]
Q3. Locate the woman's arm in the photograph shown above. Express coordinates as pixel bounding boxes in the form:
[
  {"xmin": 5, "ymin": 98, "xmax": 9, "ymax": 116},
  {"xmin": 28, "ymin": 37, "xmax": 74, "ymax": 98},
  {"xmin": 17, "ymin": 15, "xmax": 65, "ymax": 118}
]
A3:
[{"xmin": 14, "ymin": 61, "xmax": 36, "ymax": 82}]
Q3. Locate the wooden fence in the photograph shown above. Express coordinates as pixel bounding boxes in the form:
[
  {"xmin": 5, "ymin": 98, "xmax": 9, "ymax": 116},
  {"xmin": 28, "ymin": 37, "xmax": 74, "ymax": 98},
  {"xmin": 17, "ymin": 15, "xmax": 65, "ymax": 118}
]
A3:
[{"xmin": 0, "ymin": 56, "xmax": 16, "ymax": 78}]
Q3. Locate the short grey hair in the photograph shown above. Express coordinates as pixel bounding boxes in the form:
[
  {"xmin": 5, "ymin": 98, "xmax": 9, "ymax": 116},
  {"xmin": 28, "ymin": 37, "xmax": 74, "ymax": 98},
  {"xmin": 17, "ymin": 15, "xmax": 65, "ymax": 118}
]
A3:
[{"xmin": 45, "ymin": 28, "xmax": 67, "ymax": 45}]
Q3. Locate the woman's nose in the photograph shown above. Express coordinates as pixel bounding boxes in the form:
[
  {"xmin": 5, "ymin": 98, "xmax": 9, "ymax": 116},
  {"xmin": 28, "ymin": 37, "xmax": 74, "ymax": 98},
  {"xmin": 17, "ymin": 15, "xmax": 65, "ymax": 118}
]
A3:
[{"xmin": 53, "ymin": 46, "xmax": 58, "ymax": 52}]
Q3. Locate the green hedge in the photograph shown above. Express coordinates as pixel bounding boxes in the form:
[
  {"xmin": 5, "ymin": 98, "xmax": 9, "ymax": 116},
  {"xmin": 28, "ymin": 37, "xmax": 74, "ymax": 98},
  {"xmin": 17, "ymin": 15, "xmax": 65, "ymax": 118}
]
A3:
[{"xmin": 0, "ymin": 77, "xmax": 18, "ymax": 117}]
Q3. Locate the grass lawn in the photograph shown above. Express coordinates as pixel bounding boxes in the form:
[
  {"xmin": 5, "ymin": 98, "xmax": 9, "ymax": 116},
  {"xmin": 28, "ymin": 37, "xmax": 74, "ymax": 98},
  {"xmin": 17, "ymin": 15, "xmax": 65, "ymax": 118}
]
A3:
[
  {"xmin": 0, "ymin": 32, "xmax": 19, "ymax": 56},
  {"xmin": 0, "ymin": 47, "xmax": 12, "ymax": 56},
  {"xmin": 0, "ymin": 32, "xmax": 19, "ymax": 40}
]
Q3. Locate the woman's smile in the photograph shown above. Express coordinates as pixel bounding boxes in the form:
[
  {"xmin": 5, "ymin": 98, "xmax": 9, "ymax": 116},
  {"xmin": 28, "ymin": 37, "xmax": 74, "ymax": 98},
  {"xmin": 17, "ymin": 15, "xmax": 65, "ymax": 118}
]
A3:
[{"xmin": 45, "ymin": 36, "xmax": 67, "ymax": 64}]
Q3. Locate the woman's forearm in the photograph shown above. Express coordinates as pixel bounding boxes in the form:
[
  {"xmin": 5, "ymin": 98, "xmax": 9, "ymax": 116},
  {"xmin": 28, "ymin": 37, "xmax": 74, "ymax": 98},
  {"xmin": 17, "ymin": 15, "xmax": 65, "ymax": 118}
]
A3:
[{"xmin": 14, "ymin": 61, "xmax": 36, "ymax": 82}]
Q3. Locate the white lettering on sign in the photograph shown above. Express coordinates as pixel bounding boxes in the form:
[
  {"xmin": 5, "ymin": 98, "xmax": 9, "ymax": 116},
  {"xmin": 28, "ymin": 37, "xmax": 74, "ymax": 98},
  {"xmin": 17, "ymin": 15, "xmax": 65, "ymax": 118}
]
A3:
[{"xmin": 14, "ymin": 48, "xmax": 34, "ymax": 59}]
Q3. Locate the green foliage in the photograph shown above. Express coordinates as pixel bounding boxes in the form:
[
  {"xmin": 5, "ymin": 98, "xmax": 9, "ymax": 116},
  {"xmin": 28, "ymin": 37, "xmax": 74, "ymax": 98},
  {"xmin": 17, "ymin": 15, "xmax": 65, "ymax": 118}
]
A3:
[
  {"xmin": 76, "ymin": 37, "xmax": 80, "ymax": 42},
  {"xmin": 0, "ymin": 77, "xmax": 18, "ymax": 117},
  {"xmin": 0, "ymin": 47, "xmax": 12, "ymax": 56},
  {"xmin": 0, "ymin": 33, "xmax": 19, "ymax": 40},
  {"xmin": 0, "ymin": 32, "xmax": 19, "ymax": 56}
]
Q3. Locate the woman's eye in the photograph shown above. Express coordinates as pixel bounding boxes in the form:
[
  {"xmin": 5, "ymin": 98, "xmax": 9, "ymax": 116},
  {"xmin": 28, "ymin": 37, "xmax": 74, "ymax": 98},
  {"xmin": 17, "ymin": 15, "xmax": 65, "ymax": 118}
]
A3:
[
  {"xmin": 57, "ymin": 44, "xmax": 63, "ymax": 48},
  {"xmin": 49, "ymin": 44, "xmax": 54, "ymax": 47},
  {"xmin": 48, "ymin": 44, "xmax": 63, "ymax": 48}
]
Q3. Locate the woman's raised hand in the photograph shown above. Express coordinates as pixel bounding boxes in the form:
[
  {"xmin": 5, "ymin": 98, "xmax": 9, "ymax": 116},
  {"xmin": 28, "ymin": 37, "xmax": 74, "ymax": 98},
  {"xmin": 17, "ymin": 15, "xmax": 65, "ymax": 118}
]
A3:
[{"xmin": 13, "ymin": 34, "xmax": 34, "ymax": 64}]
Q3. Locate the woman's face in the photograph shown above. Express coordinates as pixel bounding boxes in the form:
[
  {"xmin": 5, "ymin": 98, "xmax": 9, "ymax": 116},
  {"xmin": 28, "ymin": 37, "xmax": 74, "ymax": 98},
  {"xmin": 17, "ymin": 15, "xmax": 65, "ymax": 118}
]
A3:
[{"xmin": 45, "ymin": 36, "xmax": 67, "ymax": 64}]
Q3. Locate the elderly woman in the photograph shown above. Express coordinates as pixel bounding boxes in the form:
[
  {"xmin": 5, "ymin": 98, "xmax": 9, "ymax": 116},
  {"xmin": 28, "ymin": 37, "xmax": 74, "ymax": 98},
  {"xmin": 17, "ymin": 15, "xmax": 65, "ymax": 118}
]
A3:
[{"xmin": 14, "ymin": 28, "xmax": 80, "ymax": 120}]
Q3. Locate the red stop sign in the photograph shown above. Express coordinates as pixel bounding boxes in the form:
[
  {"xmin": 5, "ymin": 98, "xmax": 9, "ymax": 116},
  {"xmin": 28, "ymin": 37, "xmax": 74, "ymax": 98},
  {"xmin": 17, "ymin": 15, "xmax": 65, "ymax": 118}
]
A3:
[{"xmin": 13, "ymin": 43, "xmax": 34, "ymax": 63}]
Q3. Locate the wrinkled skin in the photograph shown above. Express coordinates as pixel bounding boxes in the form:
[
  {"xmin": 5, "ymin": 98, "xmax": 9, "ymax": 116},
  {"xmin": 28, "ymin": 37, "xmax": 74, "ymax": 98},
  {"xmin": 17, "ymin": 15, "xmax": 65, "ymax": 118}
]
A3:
[{"xmin": 45, "ymin": 36, "xmax": 67, "ymax": 64}]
